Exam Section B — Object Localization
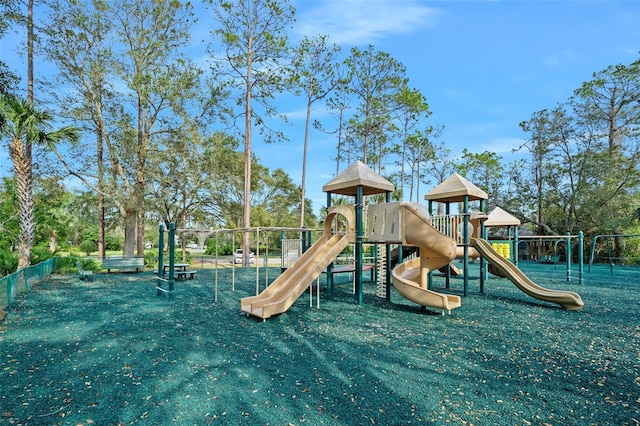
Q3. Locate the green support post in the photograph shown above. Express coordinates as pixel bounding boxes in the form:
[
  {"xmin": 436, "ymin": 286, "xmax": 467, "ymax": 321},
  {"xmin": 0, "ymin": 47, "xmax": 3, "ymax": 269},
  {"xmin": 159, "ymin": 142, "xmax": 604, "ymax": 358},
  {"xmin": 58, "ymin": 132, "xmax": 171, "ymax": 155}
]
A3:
[
  {"xmin": 301, "ymin": 226, "xmax": 307, "ymax": 252},
  {"xmin": 280, "ymin": 231, "xmax": 285, "ymax": 273},
  {"xmin": 462, "ymin": 195, "xmax": 469, "ymax": 296},
  {"xmin": 513, "ymin": 225, "xmax": 519, "ymax": 268},
  {"xmin": 428, "ymin": 200, "xmax": 435, "ymax": 290},
  {"xmin": 566, "ymin": 232, "xmax": 571, "ymax": 283},
  {"xmin": 607, "ymin": 236, "xmax": 613, "ymax": 274},
  {"xmin": 480, "ymin": 219, "xmax": 488, "ymax": 294},
  {"xmin": 157, "ymin": 223, "xmax": 165, "ymax": 296},
  {"xmin": 578, "ymin": 231, "xmax": 584, "ymax": 284},
  {"xmin": 479, "ymin": 199, "xmax": 486, "ymax": 293},
  {"xmin": 355, "ymin": 185, "xmax": 363, "ymax": 305},
  {"xmin": 168, "ymin": 222, "xmax": 176, "ymax": 297},
  {"xmin": 326, "ymin": 192, "xmax": 334, "ymax": 299},
  {"xmin": 385, "ymin": 191, "xmax": 392, "ymax": 301},
  {"xmin": 445, "ymin": 202, "xmax": 452, "ymax": 289}
]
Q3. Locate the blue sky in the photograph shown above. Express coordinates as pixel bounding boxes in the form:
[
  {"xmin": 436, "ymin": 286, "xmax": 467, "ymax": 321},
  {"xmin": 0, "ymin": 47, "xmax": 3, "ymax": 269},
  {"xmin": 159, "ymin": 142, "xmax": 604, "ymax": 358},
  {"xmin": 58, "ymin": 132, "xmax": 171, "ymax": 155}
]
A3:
[
  {"xmin": 1, "ymin": 0, "xmax": 639, "ymax": 217},
  {"xmin": 279, "ymin": 0, "xmax": 639, "ymax": 214}
]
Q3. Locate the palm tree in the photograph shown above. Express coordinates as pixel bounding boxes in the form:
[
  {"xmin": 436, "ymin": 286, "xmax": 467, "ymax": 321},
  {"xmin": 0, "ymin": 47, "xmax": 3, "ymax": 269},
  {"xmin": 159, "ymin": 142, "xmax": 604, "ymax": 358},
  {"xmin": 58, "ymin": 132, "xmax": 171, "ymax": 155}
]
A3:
[{"xmin": 0, "ymin": 95, "xmax": 79, "ymax": 269}]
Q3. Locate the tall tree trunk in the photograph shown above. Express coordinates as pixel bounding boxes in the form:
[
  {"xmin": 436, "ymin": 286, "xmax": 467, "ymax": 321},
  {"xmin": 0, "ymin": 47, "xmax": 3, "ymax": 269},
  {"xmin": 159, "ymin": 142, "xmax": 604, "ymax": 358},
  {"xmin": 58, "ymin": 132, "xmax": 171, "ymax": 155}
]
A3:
[
  {"xmin": 400, "ymin": 141, "xmax": 406, "ymax": 200},
  {"xmin": 335, "ymin": 110, "xmax": 345, "ymax": 175},
  {"xmin": 123, "ymin": 209, "xmax": 136, "ymax": 257},
  {"xmin": 181, "ymin": 210, "xmax": 187, "ymax": 262},
  {"xmin": 242, "ymin": 41, "xmax": 253, "ymax": 267},
  {"xmin": 98, "ymin": 195, "xmax": 105, "ymax": 258},
  {"xmin": 10, "ymin": 138, "xmax": 34, "ymax": 269},
  {"xmin": 415, "ymin": 161, "xmax": 421, "ymax": 203},
  {"xmin": 136, "ymin": 93, "xmax": 146, "ymax": 257},
  {"xmin": 27, "ymin": 0, "xmax": 33, "ymax": 107},
  {"xmin": 21, "ymin": 0, "xmax": 34, "ymax": 267},
  {"xmin": 137, "ymin": 204, "xmax": 145, "ymax": 257},
  {"xmin": 300, "ymin": 98, "xmax": 311, "ymax": 228},
  {"xmin": 49, "ymin": 230, "xmax": 57, "ymax": 253},
  {"xmin": 135, "ymin": 159, "xmax": 146, "ymax": 257},
  {"xmin": 536, "ymin": 156, "xmax": 544, "ymax": 236},
  {"xmin": 97, "ymin": 129, "xmax": 105, "ymax": 259}
]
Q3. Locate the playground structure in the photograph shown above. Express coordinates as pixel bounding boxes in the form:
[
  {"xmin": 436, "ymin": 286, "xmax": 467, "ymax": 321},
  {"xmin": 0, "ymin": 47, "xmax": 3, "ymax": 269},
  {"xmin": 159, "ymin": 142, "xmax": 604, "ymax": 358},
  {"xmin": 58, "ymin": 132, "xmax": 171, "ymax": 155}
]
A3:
[{"xmin": 241, "ymin": 162, "xmax": 583, "ymax": 320}]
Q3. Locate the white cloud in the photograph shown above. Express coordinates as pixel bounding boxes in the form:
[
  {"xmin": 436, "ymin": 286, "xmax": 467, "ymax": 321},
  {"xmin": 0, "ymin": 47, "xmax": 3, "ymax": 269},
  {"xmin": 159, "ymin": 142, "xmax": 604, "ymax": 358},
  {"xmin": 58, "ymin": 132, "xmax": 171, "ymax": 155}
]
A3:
[
  {"xmin": 284, "ymin": 102, "xmax": 333, "ymax": 121},
  {"xmin": 283, "ymin": 107, "xmax": 311, "ymax": 121},
  {"xmin": 542, "ymin": 50, "xmax": 580, "ymax": 68},
  {"xmin": 294, "ymin": 0, "xmax": 442, "ymax": 45},
  {"xmin": 480, "ymin": 137, "xmax": 527, "ymax": 155}
]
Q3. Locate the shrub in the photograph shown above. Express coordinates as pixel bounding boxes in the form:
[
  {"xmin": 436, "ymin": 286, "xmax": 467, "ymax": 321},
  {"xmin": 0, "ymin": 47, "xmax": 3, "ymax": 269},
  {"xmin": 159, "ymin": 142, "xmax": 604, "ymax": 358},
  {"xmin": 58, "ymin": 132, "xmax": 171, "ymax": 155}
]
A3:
[
  {"xmin": 206, "ymin": 242, "xmax": 234, "ymax": 256},
  {"xmin": 79, "ymin": 240, "xmax": 98, "ymax": 256},
  {"xmin": 0, "ymin": 250, "xmax": 18, "ymax": 277},
  {"xmin": 55, "ymin": 255, "xmax": 79, "ymax": 274},
  {"xmin": 55, "ymin": 255, "xmax": 99, "ymax": 274},
  {"xmin": 179, "ymin": 252, "xmax": 193, "ymax": 264},
  {"xmin": 30, "ymin": 242, "xmax": 54, "ymax": 264},
  {"xmin": 104, "ymin": 235, "xmax": 122, "ymax": 251},
  {"xmin": 77, "ymin": 257, "xmax": 100, "ymax": 272},
  {"xmin": 143, "ymin": 251, "xmax": 156, "ymax": 268}
]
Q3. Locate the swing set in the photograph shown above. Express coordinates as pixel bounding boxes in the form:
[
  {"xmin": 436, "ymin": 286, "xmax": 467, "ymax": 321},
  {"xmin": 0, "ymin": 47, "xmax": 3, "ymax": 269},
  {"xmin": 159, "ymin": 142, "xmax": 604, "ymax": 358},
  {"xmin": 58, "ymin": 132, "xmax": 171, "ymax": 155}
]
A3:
[
  {"xmin": 588, "ymin": 234, "xmax": 640, "ymax": 273},
  {"xmin": 517, "ymin": 233, "xmax": 585, "ymax": 284}
]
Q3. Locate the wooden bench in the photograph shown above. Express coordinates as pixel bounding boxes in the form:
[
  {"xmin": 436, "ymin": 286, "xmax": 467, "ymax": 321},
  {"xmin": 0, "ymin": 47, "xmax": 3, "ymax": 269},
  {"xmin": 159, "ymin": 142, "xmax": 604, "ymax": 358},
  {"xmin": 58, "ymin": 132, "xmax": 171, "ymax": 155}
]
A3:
[{"xmin": 102, "ymin": 257, "xmax": 144, "ymax": 273}]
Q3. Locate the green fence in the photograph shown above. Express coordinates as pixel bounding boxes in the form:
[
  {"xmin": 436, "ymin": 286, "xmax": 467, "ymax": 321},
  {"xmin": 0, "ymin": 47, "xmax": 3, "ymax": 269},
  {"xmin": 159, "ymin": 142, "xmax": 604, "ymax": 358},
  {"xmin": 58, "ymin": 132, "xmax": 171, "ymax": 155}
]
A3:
[{"xmin": 0, "ymin": 258, "xmax": 56, "ymax": 309}]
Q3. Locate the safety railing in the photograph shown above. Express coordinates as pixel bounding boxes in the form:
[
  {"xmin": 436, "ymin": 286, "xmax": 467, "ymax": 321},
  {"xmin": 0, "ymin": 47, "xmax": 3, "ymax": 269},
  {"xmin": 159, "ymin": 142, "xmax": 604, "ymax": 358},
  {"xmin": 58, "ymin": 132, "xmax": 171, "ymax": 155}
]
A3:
[
  {"xmin": 363, "ymin": 204, "xmax": 466, "ymax": 245},
  {"xmin": 0, "ymin": 258, "xmax": 56, "ymax": 309},
  {"xmin": 431, "ymin": 214, "xmax": 466, "ymax": 245}
]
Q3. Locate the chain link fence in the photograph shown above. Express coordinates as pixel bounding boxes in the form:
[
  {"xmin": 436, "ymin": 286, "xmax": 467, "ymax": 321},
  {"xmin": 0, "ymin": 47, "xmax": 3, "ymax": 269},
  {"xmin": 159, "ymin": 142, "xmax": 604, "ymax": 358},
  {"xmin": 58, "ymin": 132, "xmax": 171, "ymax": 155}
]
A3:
[{"xmin": 0, "ymin": 258, "xmax": 56, "ymax": 309}]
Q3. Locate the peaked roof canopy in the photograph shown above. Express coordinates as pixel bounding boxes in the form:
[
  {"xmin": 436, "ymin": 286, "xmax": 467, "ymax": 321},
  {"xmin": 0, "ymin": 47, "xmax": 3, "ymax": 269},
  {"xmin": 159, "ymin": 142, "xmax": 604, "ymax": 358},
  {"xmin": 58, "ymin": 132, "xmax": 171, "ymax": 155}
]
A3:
[
  {"xmin": 424, "ymin": 173, "xmax": 488, "ymax": 203},
  {"xmin": 485, "ymin": 206, "xmax": 521, "ymax": 227},
  {"xmin": 322, "ymin": 161, "xmax": 395, "ymax": 196}
]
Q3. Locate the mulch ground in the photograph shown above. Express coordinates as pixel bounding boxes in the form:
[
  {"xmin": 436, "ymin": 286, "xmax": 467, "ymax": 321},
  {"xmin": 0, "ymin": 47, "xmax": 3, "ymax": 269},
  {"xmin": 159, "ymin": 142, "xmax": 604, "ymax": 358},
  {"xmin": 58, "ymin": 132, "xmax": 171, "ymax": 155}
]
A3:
[{"xmin": 0, "ymin": 262, "xmax": 638, "ymax": 425}]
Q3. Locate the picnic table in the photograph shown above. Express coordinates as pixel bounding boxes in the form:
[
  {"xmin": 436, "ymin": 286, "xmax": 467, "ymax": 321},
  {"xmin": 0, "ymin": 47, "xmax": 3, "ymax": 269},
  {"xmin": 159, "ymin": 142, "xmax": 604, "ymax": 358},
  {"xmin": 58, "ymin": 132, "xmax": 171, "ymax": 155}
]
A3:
[{"xmin": 163, "ymin": 263, "xmax": 197, "ymax": 280}]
